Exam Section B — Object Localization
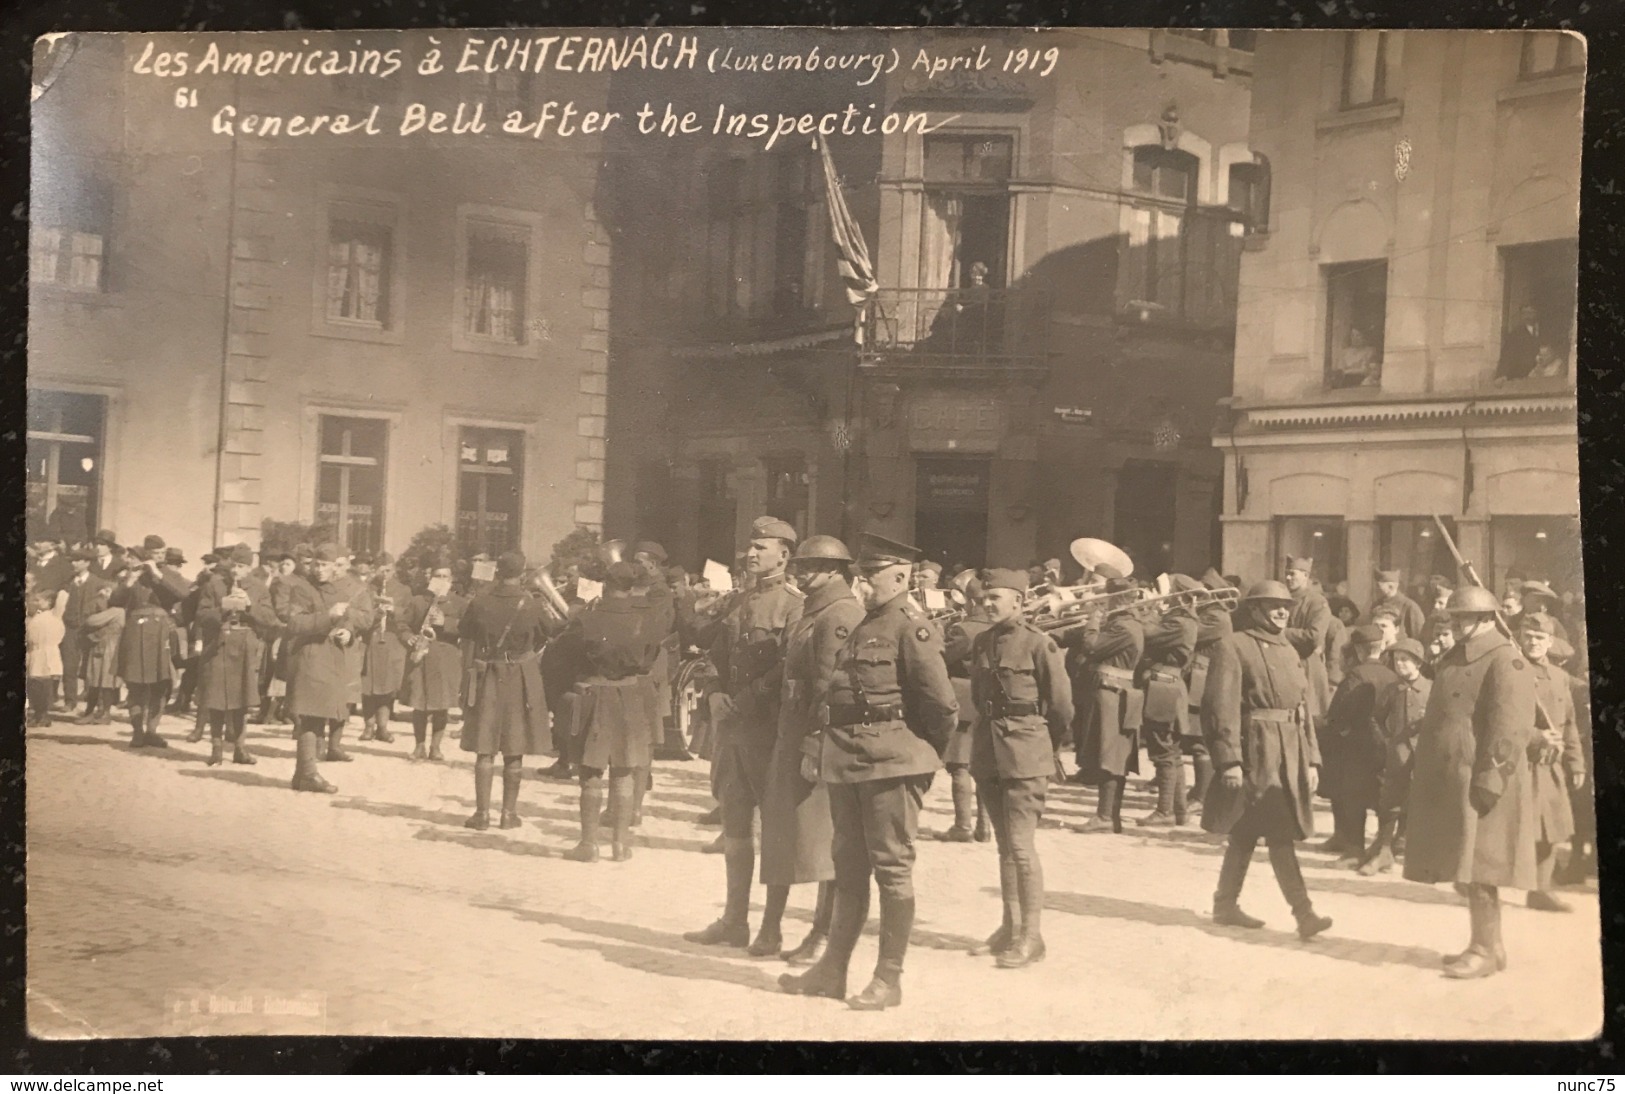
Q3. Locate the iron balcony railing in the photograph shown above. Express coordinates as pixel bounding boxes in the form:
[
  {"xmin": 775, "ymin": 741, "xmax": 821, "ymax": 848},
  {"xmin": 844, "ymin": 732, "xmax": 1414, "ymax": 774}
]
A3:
[{"xmin": 860, "ymin": 286, "xmax": 1049, "ymax": 372}]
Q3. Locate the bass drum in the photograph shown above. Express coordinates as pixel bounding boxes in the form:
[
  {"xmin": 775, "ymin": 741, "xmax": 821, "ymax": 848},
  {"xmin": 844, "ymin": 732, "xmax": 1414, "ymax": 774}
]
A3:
[{"xmin": 675, "ymin": 653, "xmax": 721, "ymax": 759}]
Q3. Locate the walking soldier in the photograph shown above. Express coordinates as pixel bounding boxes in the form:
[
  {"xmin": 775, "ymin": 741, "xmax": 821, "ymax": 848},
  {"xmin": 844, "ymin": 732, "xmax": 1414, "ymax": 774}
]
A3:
[
  {"xmin": 1518, "ymin": 610, "xmax": 1585, "ymax": 913},
  {"xmin": 964, "ymin": 568, "xmax": 1073, "ymax": 969},
  {"xmin": 1202, "ymin": 581, "xmax": 1334, "ymax": 940},
  {"xmin": 1403, "ymin": 585, "xmax": 1539, "ymax": 978},
  {"xmin": 778, "ymin": 533, "xmax": 957, "ymax": 1011}
]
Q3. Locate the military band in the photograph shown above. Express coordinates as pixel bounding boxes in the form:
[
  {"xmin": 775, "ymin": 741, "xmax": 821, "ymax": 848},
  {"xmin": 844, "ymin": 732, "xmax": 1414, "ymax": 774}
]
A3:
[{"xmin": 21, "ymin": 518, "xmax": 1591, "ymax": 995}]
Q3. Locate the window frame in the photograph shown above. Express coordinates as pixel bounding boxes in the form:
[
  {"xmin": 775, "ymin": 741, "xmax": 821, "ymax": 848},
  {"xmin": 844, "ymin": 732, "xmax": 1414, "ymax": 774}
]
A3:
[
  {"xmin": 26, "ymin": 389, "xmax": 107, "ymax": 541},
  {"xmin": 1322, "ymin": 258, "xmax": 1389, "ymax": 390},
  {"xmin": 1518, "ymin": 33, "xmax": 1583, "ymax": 80},
  {"xmin": 455, "ymin": 425, "xmax": 526, "ymax": 558},
  {"xmin": 1272, "ymin": 516, "xmax": 1348, "ymax": 588},
  {"xmin": 452, "ymin": 204, "xmax": 547, "ymax": 359},
  {"xmin": 1341, "ymin": 30, "xmax": 1392, "ymax": 109},
  {"xmin": 315, "ymin": 414, "xmax": 391, "ymax": 555},
  {"xmin": 311, "ymin": 184, "xmax": 406, "ymax": 345}
]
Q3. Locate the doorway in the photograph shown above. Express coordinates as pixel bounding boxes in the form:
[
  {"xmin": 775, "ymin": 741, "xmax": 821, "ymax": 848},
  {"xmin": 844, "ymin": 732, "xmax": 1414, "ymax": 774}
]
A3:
[
  {"xmin": 914, "ymin": 457, "xmax": 990, "ymax": 571},
  {"xmin": 1113, "ymin": 459, "xmax": 1178, "ymax": 579}
]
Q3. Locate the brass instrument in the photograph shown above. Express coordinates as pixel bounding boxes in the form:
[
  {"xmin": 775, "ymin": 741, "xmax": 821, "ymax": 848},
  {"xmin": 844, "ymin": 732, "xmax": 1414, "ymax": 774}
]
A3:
[
  {"xmin": 408, "ymin": 596, "xmax": 442, "ymax": 663},
  {"xmin": 1133, "ymin": 586, "xmax": 1240, "ymax": 616},
  {"xmin": 1021, "ymin": 582, "xmax": 1145, "ymax": 636},
  {"xmin": 535, "ymin": 572, "xmax": 571, "ymax": 623}
]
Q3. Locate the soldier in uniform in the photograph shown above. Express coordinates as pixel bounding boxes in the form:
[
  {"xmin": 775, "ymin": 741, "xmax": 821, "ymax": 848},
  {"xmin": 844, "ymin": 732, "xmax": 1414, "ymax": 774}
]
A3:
[
  {"xmin": 284, "ymin": 544, "xmax": 373, "ymax": 793},
  {"xmin": 1357, "ymin": 637, "xmax": 1431, "ymax": 875},
  {"xmin": 1368, "ymin": 568, "xmax": 1426, "ymax": 640},
  {"xmin": 1183, "ymin": 569, "xmax": 1235, "ymax": 816},
  {"xmin": 401, "ymin": 559, "xmax": 466, "ymax": 762},
  {"xmin": 459, "ymin": 550, "xmax": 556, "ymax": 830},
  {"xmin": 1518, "ymin": 611, "xmax": 1585, "ymax": 912},
  {"xmin": 194, "ymin": 544, "xmax": 280, "ymax": 765},
  {"xmin": 935, "ymin": 573, "xmax": 991, "ymax": 842},
  {"xmin": 1066, "ymin": 571, "xmax": 1147, "ymax": 834},
  {"xmin": 685, "ymin": 517, "xmax": 803, "ymax": 952},
  {"xmin": 1404, "ymin": 585, "xmax": 1538, "ymax": 978},
  {"xmin": 1136, "ymin": 575, "xmax": 1200, "ymax": 827},
  {"xmin": 358, "ymin": 551, "xmax": 413, "ymax": 745},
  {"xmin": 779, "ymin": 533, "xmax": 956, "ymax": 1011},
  {"xmin": 114, "ymin": 562, "xmax": 183, "ymax": 749},
  {"xmin": 1282, "ymin": 556, "xmax": 1337, "ymax": 846},
  {"xmin": 1322, "ymin": 624, "xmax": 1398, "ymax": 864},
  {"xmin": 635, "ymin": 541, "xmax": 692, "ymax": 763},
  {"xmin": 760, "ymin": 535, "xmax": 866, "ymax": 965},
  {"xmin": 963, "ymin": 568, "xmax": 1072, "ymax": 969},
  {"xmin": 1201, "ymin": 581, "xmax": 1333, "ymax": 941}
]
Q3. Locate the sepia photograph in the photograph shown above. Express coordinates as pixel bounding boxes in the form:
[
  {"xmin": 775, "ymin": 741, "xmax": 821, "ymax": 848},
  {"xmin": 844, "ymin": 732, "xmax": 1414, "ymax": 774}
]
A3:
[{"xmin": 24, "ymin": 25, "xmax": 1598, "ymax": 1042}]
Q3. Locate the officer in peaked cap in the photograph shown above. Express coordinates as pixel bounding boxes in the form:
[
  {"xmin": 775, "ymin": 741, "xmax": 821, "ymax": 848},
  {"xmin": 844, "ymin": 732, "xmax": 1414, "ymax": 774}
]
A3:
[{"xmin": 779, "ymin": 531, "xmax": 957, "ymax": 1011}]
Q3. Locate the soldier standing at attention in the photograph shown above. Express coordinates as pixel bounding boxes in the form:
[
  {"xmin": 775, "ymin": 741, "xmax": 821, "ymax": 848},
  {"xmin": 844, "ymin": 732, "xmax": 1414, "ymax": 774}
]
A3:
[
  {"xmin": 1201, "ymin": 581, "xmax": 1333, "ymax": 941},
  {"xmin": 686, "ymin": 517, "xmax": 803, "ymax": 952},
  {"xmin": 1518, "ymin": 611, "xmax": 1585, "ymax": 913},
  {"xmin": 964, "ymin": 568, "xmax": 1072, "ymax": 969},
  {"xmin": 459, "ymin": 550, "xmax": 556, "ymax": 831},
  {"xmin": 1404, "ymin": 586, "xmax": 1538, "ymax": 978},
  {"xmin": 760, "ymin": 535, "xmax": 866, "ymax": 964},
  {"xmin": 936, "ymin": 572, "xmax": 992, "ymax": 842},
  {"xmin": 779, "ymin": 534, "xmax": 957, "ymax": 1011}
]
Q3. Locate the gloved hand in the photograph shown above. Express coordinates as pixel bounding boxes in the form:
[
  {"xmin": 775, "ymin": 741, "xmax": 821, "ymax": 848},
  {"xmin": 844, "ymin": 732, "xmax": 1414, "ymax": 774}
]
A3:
[{"xmin": 1469, "ymin": 783, "xmax": 1499, "ymax": 817}]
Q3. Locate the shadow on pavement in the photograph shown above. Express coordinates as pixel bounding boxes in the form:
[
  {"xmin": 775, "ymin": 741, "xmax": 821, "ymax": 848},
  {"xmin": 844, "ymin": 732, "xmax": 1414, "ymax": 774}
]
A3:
[
  {"xmin": 1045, "ymin": 888, "xmax": 1445, "ymax": 970},
  {"xmin": 175, "ymin": 768, "xmax": 294, "ymax": 791},
  {"xmin": 1298, "ymin": 873, "xmax": 1467, "ymax": 907},
  {"xmin": 414, "ymin": 825, "xmax": 559, "ymax": 857},
  {"xmin": 33, "ymin": 732, "xmax": 221, "ymax": 767},
  {"xmin": 331, "ymin": 797, "xmax": 471, "ymax": 827}
]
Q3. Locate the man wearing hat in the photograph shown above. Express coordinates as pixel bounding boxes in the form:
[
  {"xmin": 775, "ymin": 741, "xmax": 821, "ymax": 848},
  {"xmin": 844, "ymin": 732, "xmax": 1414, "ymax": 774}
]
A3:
[
  {"xmin": 1182, "ymin": 569, "xmax": 1236, "ymax": 815},
  {"xmin": 1367, "ymin": 569, "xmax": 1425, "ymax": 641},
  {"xmin": 1358, "ymin": 637, "xmax": 1431, "ymax": 875},
  {"xmin": 1426, "ymin": 575, "xmax": 1455, "ymax": 613},
  {"xmin": 283, "ymin": 543, "xmax": 375, "ymax": 793},
  {"xmin": 1282, "ymin": 556, "xmax": 1334, "ymax": 788},
  {"xmin": 1064, "ymin": 569, "xmax": 1146, "ymax": 832},
  {"xmin": 261, "ymin": 543, "xmax": 314, "ymax": 725},
  {"xmin": 194, "ymin": 544, "xmax": 280, "ymax": 765},
  {"xmin": 1403, "ymin": 585, "xmax": 1538, "ymax": 978},
  {"xmin": 60, "ymin": 546, "xmax": 111, "ymax": 719},
  {"xmin": 459, "ymin": 549, "xmax": 557, "ymax": 829},
  {"xmin": 631, "ymin": 540, "xmax": 690, "ymax": 764},
  {"xmin": 686, "ymin": 516, "xmax": 804, "ymax": 953},
  {"xmin": 1517, "ymin": 610, "xmax": 1585, "ymax": 912},
  {"xmin": 758, "ymin": 534, "xmax": 866, "ymax": 963},
  {"xmin": 1201, "ymin": 581, "xmax": 1333, "ymax": 941},
  {"xmin": 89, "ymin": 529, "xmax": 126, "ymax": 583},
  {"xmin": 936, "ymin": 571, "xmax": 992, "ymax": 843},
  {"xmin": 152, "ymin": 546, "xmax": 193, "ymax": 615},
  {"xmin": 779, "ymin": 532, "xmax": 957, "ymax": 1011},
  {"xmin": 1322, "ymin": 623, "xmax": 1399, "ymax": 864},
  {"xmin": 358, "ymin": 551, "xmax": 413, "ymax": 746},
  {"xmin": 1136, "ymin": 575, "xmax": 1202, "ymax": 827},
  {"xmin": 962, "ymin": 567, "xmax": 1073, "ymax": 969},
  {"xmin": 1519, "ymin": 581, "xmax": 1571, "ymax": 643},
  {"xmin": 29, "ymin": 535, "xmax": 72, "ymax": 602}
]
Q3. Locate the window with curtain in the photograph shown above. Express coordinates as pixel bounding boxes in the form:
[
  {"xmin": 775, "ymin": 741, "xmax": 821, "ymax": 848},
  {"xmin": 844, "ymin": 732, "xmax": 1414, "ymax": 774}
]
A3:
[
  {"xmin": 317, "ymin": 416, "xmax": 388, "ymax": 554},
  {"xmin": 30, "ymin": 173, "xmax": 111, "ymax": 292},
  {"xmin": 1342, "ymin": 31, "xmax": 1391, "ymax": 108},
  {"xmin": 463, "ymin": 221, "xmax": 528, "ymax": 344},
  {"xmin": 1121, "ymin": 146, "xmax": 1198, "ymax": 315},
  {"xmin": 457, "ymin": 428, "xmax": 524, "ymax": 556},
  {"xmin": 326, "ymin": 217, "xmax": 392, "ymax": 326}
]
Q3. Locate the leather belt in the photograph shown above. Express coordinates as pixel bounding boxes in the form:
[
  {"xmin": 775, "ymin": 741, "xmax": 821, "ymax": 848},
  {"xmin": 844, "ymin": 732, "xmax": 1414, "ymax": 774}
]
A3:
[
  {"xmin": 981, "ymin": 700, "xmax": 1040, "ymax": 718},
  {"xmin": 828, "ymin": 702, "xmax": 905, "ymax": 727},
  {"xmin": 1096, "ymin": 665, "xmax": 1136, "ymax": 689},
  {"xmin": 1249, "ymin": 706, "xmax": 1298, "ymax": 723},
  {"xmin": 1147, "ymin": 667, "xmax": 1183, "ymax": 682},
  {"xmin": 476, "ymin": 650, "xmax": 539, "ymax": 665}
]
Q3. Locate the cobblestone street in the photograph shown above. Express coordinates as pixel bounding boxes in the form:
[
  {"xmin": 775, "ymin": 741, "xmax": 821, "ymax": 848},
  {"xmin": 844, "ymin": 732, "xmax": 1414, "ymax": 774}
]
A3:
[{"xmin": 26, "ymin": 715, "xmax": 1602, "ymax": 1042}]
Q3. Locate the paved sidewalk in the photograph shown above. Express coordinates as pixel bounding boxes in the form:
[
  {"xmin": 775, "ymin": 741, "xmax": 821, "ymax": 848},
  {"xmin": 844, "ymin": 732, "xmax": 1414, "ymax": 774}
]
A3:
[{"xmin": 25, "ymin": 717, "xmax": 1603, "ymax": 1041}]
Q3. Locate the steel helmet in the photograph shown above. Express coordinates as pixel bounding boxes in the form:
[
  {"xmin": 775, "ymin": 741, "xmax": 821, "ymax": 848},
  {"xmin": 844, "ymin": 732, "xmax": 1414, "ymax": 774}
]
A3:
[
  {"xmin": 792, "ymin": 535, "xmax": 854, "ymax": 564},
  {"xmin": 1241, "ymin": 580, "xmax": 1295, "ymax": 605},
  {"xmin": 1445, "ymin": 585, "xmax": 1501, "ymax": 615}
]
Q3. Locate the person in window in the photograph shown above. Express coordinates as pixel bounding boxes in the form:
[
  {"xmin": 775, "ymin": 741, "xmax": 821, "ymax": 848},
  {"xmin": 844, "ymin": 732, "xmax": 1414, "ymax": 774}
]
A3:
[
  {"xmin": 1496, "ymin": 305, "xmax": 1543, "ymax": 381},
  {"xmin": 1533, "ymin": 343, "xmax": 1567, "ymax": 379},
  {"xmin": 1333, "ymin": 327, "xmax": 1380, "ymax": 388}
]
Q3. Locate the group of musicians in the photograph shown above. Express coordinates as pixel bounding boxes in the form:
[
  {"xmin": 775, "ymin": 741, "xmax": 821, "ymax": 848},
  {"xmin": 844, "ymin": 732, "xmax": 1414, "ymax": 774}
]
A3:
[{"xmin": 25, "ymin": 516, "xmax": 1592, "ymax": 1003}]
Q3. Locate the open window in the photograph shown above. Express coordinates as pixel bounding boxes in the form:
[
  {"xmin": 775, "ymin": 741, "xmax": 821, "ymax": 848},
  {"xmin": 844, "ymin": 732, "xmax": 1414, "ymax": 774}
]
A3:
[
  {"xmin": 1496, "ymin": 239, "xmax": 1578, "ymax": 381},
  {"xmin": 1324, "ymin": 260, "xmax": 1387, "ymax": 389},
  {"xmin": 1341, "ymin": 31, "xmax": 1393, "ymax": 108}
]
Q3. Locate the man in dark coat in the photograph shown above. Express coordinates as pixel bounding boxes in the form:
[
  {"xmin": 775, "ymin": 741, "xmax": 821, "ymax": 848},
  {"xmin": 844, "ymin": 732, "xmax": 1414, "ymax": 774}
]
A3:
[
  {"xmin": 115, "ymin": 574, "xmax": 183, "ymax": 749},
  {"xmin": 1323, "ymin": 624, "xmax": 1399, "ymax": 864},
  {"xmin": 59, "ymin": 547, "xmax": 110, "ymax": 717},
  {"xmin": 1404, "ymin": 585, "xmax": 1538, "ymax": 979},
  {"xmin": 1065, "ymin": 573, "xmax": 1147, "ymax": 834},
  {"xmin": 1183, "ymin": 569, "xmax": 1235, "ymax": 816},
  {"xmin": 762, "ymin": 535, "xmax": 866, "ymax": 965},
  {"xmin": 1201, "ymin": 581, "xmax": 1333, "ymax": 941},
  {"xmin": 1368, "ymin": 569, "xmax": 1426, "ymax": 641},
  {"xmin": 1518, "ymin": 611, "xmax": 1586, "ymax": 912},
  {"xmin": 284, "ymin": 543, "xmax": 374, "ymax": 793},
  {"xmin": 88, "ymin": 529, "xmax": 126, "ymax": 583},
  {"xmin": 1136, "ymin": 577, "xmax": 1200, "ymax": 827},
  {"xmin": 964, "ymin": 568, "xmax": 1073, "ymax": 969},
  {"xmin": 686, "ymin": 516, "xmax": 804, "ymax": 954},
  {"xmin": 1496, "ymin": 303, "xmax": 1543, "ymax": 380},
  {"xmin": 936, "ymin": 573, "xmax": 991, "ymax": 842},
  {"xmin": 778, "ymin": 533, "xmax": 956, "ymax": 1011},
  {"xmin": 358, "ymin": 551, "xmax": 413, "ymax": 745},
  {"xmin": 194, "ymin": 544, "xmax": 280, "ymax": 765},
  {"xmin": 29, "ymin": 536, "xmax": 73, "ymax": 601},
  {"xmin": 1357, "ymin": 638, "xmax": 1431, "ymax": 875}
]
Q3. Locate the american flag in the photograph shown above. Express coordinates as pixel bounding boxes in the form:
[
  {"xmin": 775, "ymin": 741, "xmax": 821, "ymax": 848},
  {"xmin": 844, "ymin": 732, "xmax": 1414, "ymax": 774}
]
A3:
[{"xmin": 815, "ymin": 137, "xmax": 878, "ymax": 341}]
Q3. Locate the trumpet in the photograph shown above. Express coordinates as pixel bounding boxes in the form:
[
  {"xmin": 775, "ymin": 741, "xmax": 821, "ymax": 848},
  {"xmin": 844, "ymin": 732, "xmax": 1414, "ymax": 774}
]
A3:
[
  {"xmin": 1021, "ymin": 584, "xmax": 1147, "ymax": 636},
  {"xmin": 1133, "ymin": 586, "xmax": 1240, "ymax": 616}
]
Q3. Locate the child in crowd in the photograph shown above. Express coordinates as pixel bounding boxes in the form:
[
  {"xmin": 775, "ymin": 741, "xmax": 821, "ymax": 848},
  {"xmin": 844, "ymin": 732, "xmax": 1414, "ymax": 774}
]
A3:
[{"xmin": 26, "ymin": 591, "xmax": 66, "ymax": 727}]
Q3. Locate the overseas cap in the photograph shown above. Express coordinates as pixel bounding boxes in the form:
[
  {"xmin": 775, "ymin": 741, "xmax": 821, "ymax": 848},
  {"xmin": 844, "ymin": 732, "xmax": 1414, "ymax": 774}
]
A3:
[
  {"xmin": 751, "ymin": 516, "xmax": 799, "ymax": 544},
  {"xmin": 982, "ymin": 568, "xmax": 1029, "ymax": 594},
  {"xmin": 1285, "ymin": 556, "xmax": 1314, "ymax": 574},
  {"xmin": 1374, "ymin": 568, "xmax": 1402, "ymax": 582}
]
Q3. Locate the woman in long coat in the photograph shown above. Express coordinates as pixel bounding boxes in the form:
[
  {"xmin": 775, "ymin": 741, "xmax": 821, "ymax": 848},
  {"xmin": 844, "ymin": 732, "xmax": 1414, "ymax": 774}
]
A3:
[
  {"xmin": 760, "ymin": 540, "xmax": 865, "ymax": 963},
  {"xmin": 400, "ymin": 563, "xmax": 466, "ymax": 762},
  {"xmin": 1201, "ymin": 581, "xmax": 1333, "ymax": 940}
]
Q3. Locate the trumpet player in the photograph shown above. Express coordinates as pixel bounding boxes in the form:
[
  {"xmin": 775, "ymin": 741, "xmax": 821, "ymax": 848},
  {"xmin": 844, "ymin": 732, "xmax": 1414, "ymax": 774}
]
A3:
[
  {"xmin": 1136, "ymin": 575, "xmax": 1201, "ymax": 828},
  {"xmin": 358, "ymin": 551, "xmax": 413, "ymax": 746},
  {"xmin": 1065, "ymin": 569, "xmax": 1147, "ymax": 834},
  {"xmin": 401, "ymin": 558, "xmax": 466, "ymax": 763}
]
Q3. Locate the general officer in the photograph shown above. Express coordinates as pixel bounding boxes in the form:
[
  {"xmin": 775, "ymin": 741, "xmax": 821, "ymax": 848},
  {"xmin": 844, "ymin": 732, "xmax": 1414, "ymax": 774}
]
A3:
[
  {"xmin": 1066, "ymin": 570, "xmax": 1146, "ymax": 833},
  {"xmin": 284, "ymin": 543, "xmax": 374, "ymax": 794},
  {"xmin": 459, "ymin": 550, "xmax": 556, "ymax": 831},
  {"xmin": 1403, "ymin": 585, "xmax": 1538, "ymax": 979},
  {"xmin": 936, "ymin": 571, "xmax": 991, "ymax": 842},
  {"xmin": 686, "ymin": 516, "xmax": 803, "ymax": 952},
  {"xmin": 964, "ymin": 568, "xmax": 1072, "ymax": 969},
  {"xmin": 194, "ymin": 544, "xmax": 279, "ymax": 766},
  {"xmin": 759, "ymin": 535, "xmax": 866, "ymax": 965},
  {"xmin": 779, "ymin": 533, "xmax": 957, "ymax": 1011},
  {"xmin": 1202, "ymin": 581, "xmax": 1334, "ymax": 941},
  {"xmin": 1518, "ymin": 610, "xmax": 1585, "ymax": 913},
  {"xmin": 1136, "ymin": 575, "xmax": 1200, "ymax": 827}
]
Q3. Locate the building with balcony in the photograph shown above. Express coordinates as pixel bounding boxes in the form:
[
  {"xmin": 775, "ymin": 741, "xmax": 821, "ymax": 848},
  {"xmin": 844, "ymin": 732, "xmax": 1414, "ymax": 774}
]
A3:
[
  {"xmin": 29, "ymin": 32, "xmax": 611, "ymax": 564},
  {"xmin": 1218, "ymin": 30, "xmax": 1584, "ymax": 607},
  {"xmin": 605, "ymin": 28, "xmax": 1258, "ymax": 575}
]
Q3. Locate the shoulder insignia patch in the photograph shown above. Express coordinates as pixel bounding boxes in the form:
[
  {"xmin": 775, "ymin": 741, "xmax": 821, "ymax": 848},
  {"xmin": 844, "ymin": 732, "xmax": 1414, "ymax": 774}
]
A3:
[
  {"xmin": 916, "ymin": 626, "xmax": 933, "ymax": 642},
  {"xmin": 835, "ymin": 625, "xmax": 850, "ymax": 640},
  {"xmin": 1512, "ymin": 659, "xmax": 1525, "ymax": 670},
  {"xmin": 1046, "ymin": 638, "xmax": 1059, "ymax": 653}
]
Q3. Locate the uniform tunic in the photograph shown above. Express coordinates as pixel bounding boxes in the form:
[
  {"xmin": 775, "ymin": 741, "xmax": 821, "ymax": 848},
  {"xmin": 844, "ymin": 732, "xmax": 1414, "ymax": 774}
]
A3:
[
  {"xmin": 361, "ymin": 578, "xmax": 414, "ymax": 697},
  {"xmin": 555, "ymin": 595, "xmax": 663, "ymax": 770},
  {"xmin": 711, "ymin": 573, "xmax": 802, "ymax": 802},
  {"xmin": 1323, "ymin": 659, "xmax": 1400, "ymax": 811},
  {"xmin": 762, "ymin": 580, "xmax": 863, "ymax": 886},
  {"xmin": 1069, "ymin": 613, "xmax": 1147, "ymax": 780},
  {"xmin": 284, "ymin": 575, "xmax": 376, "ymax": 722},
  {"xmin": 399, "ymin": 593, "xmax": 466, "ymax": 712},
  {"xmin": 1200, "ymin": 621, "xmax": 1322, "ymax": 842},
  {"xmin": 331, "ymin": 574, "xmax": 375, "ymax": 707},
  {"xmin": 195, "ymin": 573, "xmax": 278, "ymax": 711},
  {"xmin": 1403, "ymin": 630, "xmax": 1539, "ymax": 889},
  {"xmin": 967, "ymin": 618, "xmax": 1072, "ymax": 781},
  {"xmin": 941, "ymin": 615, "xmax": 992, "ymax": 766},
  {"xmin": 1368, "ymin": 592, "xmax": 1427, "ymax": 642},
  {"xmin": 1529, "ymin": 657, "xmax": 1584, "ymax": 847},
  {"xmin": 1141, "ymin": 608, "xmax": 1198, "ymax": 737},
  {"xmin": 1285, "ymin": 587, "xmax": 1334, "ymax": 724},
  {"xmin": 116, "ymin": 605, "xmax": 182, "ymax": 686},
  {"xmin": 1185, "ymin": 605, "xmax": 1233, "ymax": 732},
  {"xmin": 1377, "ymin": 673, "xmax": 1431, "ymax": 813},
  {"xmin": 459, "ymin": 584, "xmax": 554, "ymax": 756}
]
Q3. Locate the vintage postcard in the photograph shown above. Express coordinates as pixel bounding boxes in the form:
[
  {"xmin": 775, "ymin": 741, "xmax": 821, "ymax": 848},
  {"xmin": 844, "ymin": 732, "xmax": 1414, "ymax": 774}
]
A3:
[{"xmin": 26, "ymin": 27, "xmax": 1596, "ymax": 1041}]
